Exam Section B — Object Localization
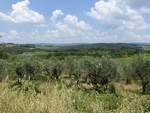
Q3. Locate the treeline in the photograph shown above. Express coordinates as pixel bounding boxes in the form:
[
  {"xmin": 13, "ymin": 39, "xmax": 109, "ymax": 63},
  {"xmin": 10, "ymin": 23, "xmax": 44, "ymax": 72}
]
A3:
[
  {"xmin": 1, "ymin": 46, "xmax": 143, "ymax": 59},
  {"xmin": 0, "ymin": 53, "xmax": 150, "ymax": 94},
  {"xmin": 47, "ymin": 48, "xmax": 142, "ymax": 58}
]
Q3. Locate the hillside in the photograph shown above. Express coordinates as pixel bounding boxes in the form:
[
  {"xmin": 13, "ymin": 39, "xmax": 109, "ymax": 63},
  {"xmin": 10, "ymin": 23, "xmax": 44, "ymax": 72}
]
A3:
[{"xmin": 0, "ymin": 43, "xmax": 145, "ymax": 54}]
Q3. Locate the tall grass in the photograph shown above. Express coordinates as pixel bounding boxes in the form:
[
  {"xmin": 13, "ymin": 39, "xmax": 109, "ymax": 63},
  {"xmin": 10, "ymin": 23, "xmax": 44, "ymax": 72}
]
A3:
[{"xmin": 0, "ymin": 81, "xmax": 149, "ymax": 113}]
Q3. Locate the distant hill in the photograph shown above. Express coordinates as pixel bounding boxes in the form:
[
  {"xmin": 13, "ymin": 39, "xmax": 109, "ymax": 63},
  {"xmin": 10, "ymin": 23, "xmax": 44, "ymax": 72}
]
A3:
[
  {"xmin": 37, "ymin": 43, "xmax": 84, "ymax": 46},
  {"xmin": 37, "ymin": 43, "xmax": 150, "ymax": 46},
  {"xmin": 0, "ymin": 43, "xmax": 148, "ymax": 54},
  {"xmin": 0, "ymin": 43, "xmax": 16, "ymax": 47},
  {"xmin": 57, "ymin": 43, "xmax": 143, "ymax": 52}
]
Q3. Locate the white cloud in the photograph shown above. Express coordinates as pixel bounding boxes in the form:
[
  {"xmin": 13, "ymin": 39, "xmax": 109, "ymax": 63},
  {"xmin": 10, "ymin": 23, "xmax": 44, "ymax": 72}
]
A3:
[
  {"xmin": 50, "ymin": 10, "xmax": 64, "ymax": 22},
  {"xmin": 64, "ymin": 15, "xmax": 91, "ymax": 30},
  {"xmin": 9, "ymin": 30, "xmax": 18, "ymax": 35},
  {"xmin": 1, "ymin": 28, "xmax": 150, "ymax": 44},
  {"xmin": 48, "ymin": 11, "xmax": 92, "ymax": 39},
  {"xmin": 34, "ymin": 23, "xmax": 48, "ymax": 27},
  {"xmin": 0, "ymin": 0, "xmax": 44, "ymax": 23},
  {"xmin": 87, "ymin": 0, "xmax": 150, "ymax": 30},
  {"xmin": 0, "ymin": 12, "xmax": 13, "ymax": 22},
  {"xmin": 0, "ymin": 9, "xmax": 93, "ymax": 43}
]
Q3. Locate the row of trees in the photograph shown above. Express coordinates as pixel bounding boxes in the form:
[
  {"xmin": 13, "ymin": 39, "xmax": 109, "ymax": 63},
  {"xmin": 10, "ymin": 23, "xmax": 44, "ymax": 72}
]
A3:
[{"xmin": 0, "ymin": 54, "xmax": 150, "ymax": 94}]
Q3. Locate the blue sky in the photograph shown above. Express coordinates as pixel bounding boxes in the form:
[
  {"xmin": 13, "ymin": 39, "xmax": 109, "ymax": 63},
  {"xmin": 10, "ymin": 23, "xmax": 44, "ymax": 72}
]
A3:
[{"xmin": 0, "ymin": 0, "xmax": 150, "ymax": 43}]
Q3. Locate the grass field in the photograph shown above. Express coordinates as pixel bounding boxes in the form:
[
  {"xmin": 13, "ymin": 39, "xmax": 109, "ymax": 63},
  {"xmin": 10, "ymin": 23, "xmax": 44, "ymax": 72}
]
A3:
[
  {"xmin": 23, "ymin": 51, "xmax": 50, "ymax": 57},
  {"xmin": 35, "ymin": 45, "xmax": 59, "ymax": 50},
  {"xmin": 0, "ymin": 81, "xmax": 149, "ymax": 113}
]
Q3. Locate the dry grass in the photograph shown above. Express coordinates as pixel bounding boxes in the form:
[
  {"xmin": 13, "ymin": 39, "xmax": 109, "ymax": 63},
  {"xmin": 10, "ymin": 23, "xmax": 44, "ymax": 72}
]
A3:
[{"xmin": 0, "ymin": 81, "xmax": 149, "ymax": 113}]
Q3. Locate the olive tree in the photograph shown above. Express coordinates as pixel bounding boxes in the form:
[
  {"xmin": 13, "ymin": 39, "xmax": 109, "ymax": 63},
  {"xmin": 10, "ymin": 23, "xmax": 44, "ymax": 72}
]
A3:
[
  {"xmin": 0, "ymin": 50, "xmax": 9, "ymax": 59},
  {"xmin": 87, "ymin": 56, "xmax": 118, "ymax": 92},
  {"xmin": 122, "ymin": 63, "xmax": 133, "ymax": 84},
  {"xmin": 70, "ymin": 59, "xmax": 86, "ymax": 85},
  {"xmin": 63, "ymin": 56, "xmax": 91, "ymax": 86},
  {"xmin": 15, "ymin": 64, "xmax": 25, "ymax": 84},
  {"xmin": 24, "ymin": 57, "xmax": 43, "ymax": 80},
  {"xmin": 15, "ymin": 55, "xmax": 43, "ymax": 81},
  {"xmin": 43, "ymin": 59, "xmax": 63, "ymax": 80},
  {"xmin": 131, "ymin": 55, "xmax": 150, "ymax": 94},
  {"xmin": 0, "ymin": 60, "xmax": 8, "ymax": 81}
]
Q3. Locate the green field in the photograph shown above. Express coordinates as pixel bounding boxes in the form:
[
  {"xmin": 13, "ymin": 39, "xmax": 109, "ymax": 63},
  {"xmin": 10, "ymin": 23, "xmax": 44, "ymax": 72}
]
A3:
[
  {"xmin": 35, "ymin": 45, "xmax": 59, "ymax": 50},
  {"xmin": 143, "ymin": 45, "xmax": 150, "ymax": 51}
]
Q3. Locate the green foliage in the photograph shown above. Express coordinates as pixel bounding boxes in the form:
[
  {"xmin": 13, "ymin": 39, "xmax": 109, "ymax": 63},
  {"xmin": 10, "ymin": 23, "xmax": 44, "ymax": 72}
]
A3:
[
  {"xmin": 15, "ymin": 64, "xmax": 25, "ymax": 82},
  {"xmin": 0, "ymin": 60, "xmax": 8, "ymax": 81},
  {"xmin": 72, "ymin": 90, "xmax": 123, "ymax": 112},
  {"xmin": 0, "ymin": 50, "xmax": 9, "ymax": 59},
  {"xmin": 14, "ymin": 55, "xmax": 44, "ymax": 81},
  {"xmin": 0, "ymin": 43, "xmax": 150, "ymax": 95},
  {"xmin": 0, "ymin": 43, "xmax": 150, "ymax": 113},
  {"xmin": 64, "ymin": 57, "xmax": 89, "ymax": 85},
  {"xmin": 141, "ymin": 96, "xmax": 150, "ymax": 112},
  {"xmin": 87, "ymin": 56, "xmax": 118, "ymax": 89},
  {"xmin": 43, "ymin": 58, "xmax": 63, "ymax": 80},
  {"xmin": 131, "ymin": 55, "xmax": 150, "ymax": 94},
  {"xmin": 11, "ymin": 81, "xmax": 41, "ymax": 95},
  {"xmin": 122, "ymin": 63, "xmax": 133, "ymax": 84}
]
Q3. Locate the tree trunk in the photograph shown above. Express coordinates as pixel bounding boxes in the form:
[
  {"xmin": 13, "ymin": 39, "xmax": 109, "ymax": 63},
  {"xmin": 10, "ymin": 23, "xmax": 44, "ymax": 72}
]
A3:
[
  {"xmin": 142, "ymin": 82, "xmax": 148, "ymax": 94},
  {"xmin": 125, "ymin": 75, "xmax": 131, "ymax": 84},
  {"xmin": 17, "ymin": 77, "xmax": 21, "ymax": 85}
]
